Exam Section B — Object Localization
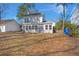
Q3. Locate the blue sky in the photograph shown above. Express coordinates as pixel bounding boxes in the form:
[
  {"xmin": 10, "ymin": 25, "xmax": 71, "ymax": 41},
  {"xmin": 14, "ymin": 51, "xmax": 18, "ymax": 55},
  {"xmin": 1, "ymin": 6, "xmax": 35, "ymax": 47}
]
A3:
[{"xmin": 3, "ymin": 3, "xmax": 77, "ymax": 22}]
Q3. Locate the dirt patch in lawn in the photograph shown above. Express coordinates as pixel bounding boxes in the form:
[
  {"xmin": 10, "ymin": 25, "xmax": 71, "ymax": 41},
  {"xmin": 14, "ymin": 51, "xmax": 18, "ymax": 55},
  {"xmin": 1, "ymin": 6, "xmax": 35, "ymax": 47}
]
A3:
[{"xmin": 0, "ymin": 32, "xmax": 78, "ymax": 56}]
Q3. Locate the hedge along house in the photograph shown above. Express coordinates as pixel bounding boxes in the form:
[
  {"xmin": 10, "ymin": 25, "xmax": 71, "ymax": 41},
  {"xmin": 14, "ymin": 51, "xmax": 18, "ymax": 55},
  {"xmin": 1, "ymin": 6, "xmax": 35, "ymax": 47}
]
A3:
[
  {"xmin": 21, "ymin": 12, "xmax": 55, "ymax": 33},
  {"xmin": 0, "ymin": 20, "xmax": 20, "ymax": 32}
]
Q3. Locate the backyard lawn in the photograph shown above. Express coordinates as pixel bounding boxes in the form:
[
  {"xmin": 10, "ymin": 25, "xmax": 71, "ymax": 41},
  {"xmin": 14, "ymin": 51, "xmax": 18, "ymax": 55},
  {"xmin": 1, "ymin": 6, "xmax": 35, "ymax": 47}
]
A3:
[{"xmin": 0, "ymin": 32, "xmax": 79, "ymax": 56}]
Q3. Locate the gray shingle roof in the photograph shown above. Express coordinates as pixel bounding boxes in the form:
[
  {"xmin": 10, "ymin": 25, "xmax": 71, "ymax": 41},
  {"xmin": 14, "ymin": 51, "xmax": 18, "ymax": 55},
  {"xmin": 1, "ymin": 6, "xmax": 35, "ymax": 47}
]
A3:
[
  {"xmin": 0, "ymin": 20, "xmax": 15, "ymax": 25},
  {"xmin": 25, "ymin": 12, "xmax": 43, "ymax": 17}
]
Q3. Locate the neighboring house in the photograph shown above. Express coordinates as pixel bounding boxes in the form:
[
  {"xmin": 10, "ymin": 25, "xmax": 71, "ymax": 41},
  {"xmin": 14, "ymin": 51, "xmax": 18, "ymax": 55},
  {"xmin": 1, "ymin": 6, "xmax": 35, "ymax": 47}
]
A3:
[
  {"xmin": 0, "ymin": 20, "xmax": 20, "ymax": 32},
  {"xmin": 70, "ymin": 5, "xmax": 79, "ymax": 25},
  {"xmin": 21, "ymin": 12, "xmax": 55, "ymax": 33}
]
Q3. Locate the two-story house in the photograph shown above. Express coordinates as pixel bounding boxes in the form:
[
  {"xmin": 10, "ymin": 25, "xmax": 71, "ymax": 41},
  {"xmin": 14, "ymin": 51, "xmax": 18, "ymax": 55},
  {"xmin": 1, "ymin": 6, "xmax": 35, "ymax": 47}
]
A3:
[{"xmin": 21, "ymin": 12, "xmax": 55, "ymax": 33}]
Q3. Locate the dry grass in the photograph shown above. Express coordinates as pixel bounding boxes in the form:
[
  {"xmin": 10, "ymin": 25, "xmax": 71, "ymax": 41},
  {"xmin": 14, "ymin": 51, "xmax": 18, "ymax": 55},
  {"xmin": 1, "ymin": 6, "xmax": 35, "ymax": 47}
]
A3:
[{"xmin": 0, "ymin": 32, "xmax": 78, "ymax": 56}]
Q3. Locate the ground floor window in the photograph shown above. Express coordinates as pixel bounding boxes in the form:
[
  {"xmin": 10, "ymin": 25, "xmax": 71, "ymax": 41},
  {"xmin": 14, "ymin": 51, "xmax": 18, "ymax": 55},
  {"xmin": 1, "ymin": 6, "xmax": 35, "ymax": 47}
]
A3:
[
  {"xmin": 22, "ymin": 26, "xmax": 25, "ymax": 30},
  {"xmin": 49, "ymin": 25, "xmax": 52, "ymax": 30},
  {"xmin": 35, "ymin": 25, "xmax": 38, "ymax": 30},
  {"xmin": 45, "ymin": 25, "xmax": 48, "ymax": 30},
  {"xmin": 24, "ymin": 25, "xmax": 40, "ymax": 31},
  {"xmin": 25, "ymin": 25, "xmax": 32, "ymax": 30},
  {"xmin": 0, "ymin": 29, "xmax": 1, "ymax": 32},
  {"xmin": 32, "ymin": 25, "xmax": 34, "ymax": 29},
  {"xmin": 26, "ymin": 26, "xmax": 28, "ymax": 30},
  {"xmin": 29, "ymin": 25, "xmax": 31, "ymax": 30}
]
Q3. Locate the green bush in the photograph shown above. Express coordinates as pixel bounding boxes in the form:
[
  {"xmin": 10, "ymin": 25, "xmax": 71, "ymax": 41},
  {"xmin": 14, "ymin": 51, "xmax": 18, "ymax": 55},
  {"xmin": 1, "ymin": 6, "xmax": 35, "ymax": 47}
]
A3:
[
  {"xmin": 55, "ymin": 20, "xmax": 63, "ymax": 30},
  {"xmin": 55, "ymin": 20, "xmax": 79, "ymax": 37},
  {"xmin": 64, "ymin": 21, "xmax": 79, "ymax": 37}
]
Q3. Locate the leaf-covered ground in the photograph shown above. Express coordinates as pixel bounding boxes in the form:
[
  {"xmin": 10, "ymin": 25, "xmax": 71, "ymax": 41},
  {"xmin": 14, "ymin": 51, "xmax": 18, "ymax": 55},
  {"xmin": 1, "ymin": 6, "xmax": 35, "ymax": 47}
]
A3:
[{"xmin": 0, "ymin": 32, "xmax": 78, "ymax": 56}]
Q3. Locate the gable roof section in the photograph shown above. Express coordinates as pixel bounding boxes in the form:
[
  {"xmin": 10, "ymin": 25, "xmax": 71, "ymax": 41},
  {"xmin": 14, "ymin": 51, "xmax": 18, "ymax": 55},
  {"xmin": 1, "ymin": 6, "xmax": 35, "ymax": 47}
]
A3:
[
  {"xmin": 0, "ymin": 20, "xmax": 16, "ymax": 26},
  {"xmin": 25, "ymin": 12, "xmax": 43, "ymax": 17}
]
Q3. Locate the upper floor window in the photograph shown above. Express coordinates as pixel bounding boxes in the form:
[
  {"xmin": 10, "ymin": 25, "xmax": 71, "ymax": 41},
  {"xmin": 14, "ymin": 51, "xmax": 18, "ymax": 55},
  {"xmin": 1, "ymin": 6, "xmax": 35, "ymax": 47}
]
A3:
[
  {"xmin": 25, "ymin": 19, "xmax": 27, "ymax": 23},
  {"xmin": 24, "ymin": 18, "xmax": 30, "ymax": 23},
  {"xmin": 37, "ymin": 17, "xmax": 40, "ymax": 22},
  {"xmin": 27, "ymin": 18, "xmax": 30, "ymax": 22}
]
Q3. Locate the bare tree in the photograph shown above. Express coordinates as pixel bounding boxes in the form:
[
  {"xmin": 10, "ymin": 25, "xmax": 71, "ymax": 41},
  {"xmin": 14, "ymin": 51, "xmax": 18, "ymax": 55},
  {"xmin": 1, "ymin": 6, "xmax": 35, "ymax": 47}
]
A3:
[
  {"xmin": 0, "ymin": 3, "xmax": 8, "ymax": 20},
  {"xmin": 56, "ymin": 3, "xmax": 73, "ymax": 34}
]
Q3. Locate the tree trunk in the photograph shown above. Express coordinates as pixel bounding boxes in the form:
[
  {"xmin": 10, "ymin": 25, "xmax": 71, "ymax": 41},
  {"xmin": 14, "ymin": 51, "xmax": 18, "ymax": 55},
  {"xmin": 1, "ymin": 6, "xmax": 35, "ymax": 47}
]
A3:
[
  {"xmin": 62, "ymin": 5, "xmax": 66, "ymax": 34},
  {"xmin": 0, "ymin": 6, "xmax": 1, "ymax": 21}
]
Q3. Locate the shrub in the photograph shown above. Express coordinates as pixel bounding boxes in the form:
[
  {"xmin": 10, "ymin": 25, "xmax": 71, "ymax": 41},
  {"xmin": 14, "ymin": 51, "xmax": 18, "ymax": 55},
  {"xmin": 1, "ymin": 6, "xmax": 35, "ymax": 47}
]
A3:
[
  {"xmin": 55, "ymin": 20, "xmax": 63, "ymax": 30},
  {"xmin": 55, "ymin": 20, "xmax": 79, "ymax": 37},
  {"xmin": 64, "ymin": 21, "xmax": 79, "ymax": 37}
]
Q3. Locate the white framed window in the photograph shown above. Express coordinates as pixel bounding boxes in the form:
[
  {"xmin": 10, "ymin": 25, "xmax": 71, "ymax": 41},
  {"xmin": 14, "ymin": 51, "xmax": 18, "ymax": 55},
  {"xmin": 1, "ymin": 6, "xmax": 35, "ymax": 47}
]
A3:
[
  {"xmin": 26, "ymin": 26, "xmax": 28, "ymax": 30},
  {"xmin": 29, "ymin": 25, "xmax": 31, "ymax": 30},
  {"xmin": 22, "ymin": 25, "xmax": 25, "ymax": 29},
  {"xmin": 45, "ymin": 25, "xmax": 48, "ymax": 30},
  {"xmin": 35, "ymin": 25, "xmax": 38, "ymax": 30},
  {"xmin": 32, "ymin": 25, "xmax": 34, "ymax": 29},
  {"xmin": 0, "ymin": 28, "xmax": 1, "ymax": 32},
  {"xmin": 49, "ymin": 25, "xmax": 52, "ymax": 30}
]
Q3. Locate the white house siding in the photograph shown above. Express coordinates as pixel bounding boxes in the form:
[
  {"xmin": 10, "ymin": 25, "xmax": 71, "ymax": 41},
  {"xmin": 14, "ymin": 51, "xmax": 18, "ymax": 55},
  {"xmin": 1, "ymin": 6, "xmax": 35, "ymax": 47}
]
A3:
[
  {"xmin": 30, "ymin": 15, "xmax": 43, "ymax": 23},
  {"xmin": 22, "ymin": 23, "xmax": 55, "ymax": 33},
  {"xmin": 5, "ymin": 21, "xmax": 20, "ymax": 32},
  {"xmin": 21, "ymin": 13, "xmax": 55, "ymax": 33},
  {"xmin": 71, "ymin": 6, "xmax": 79, "ymax": 25},
  {"xmin": 43, "ymin": 24, "xmax": 53, "ymax": 33},
  {"xmin": 36, "ymin": 16, "xmax": 43, "ymax": 23},
  {"xmin": 23, "ymin": 15, "xmax": 43, "ymax": 24},
  {"xmin": 0, "ymin": 26, "xmax": 5, "ymax": 32},
  {"xmin": 22, "ymin": 18, "xmax": 56, "ymax": 33}
]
